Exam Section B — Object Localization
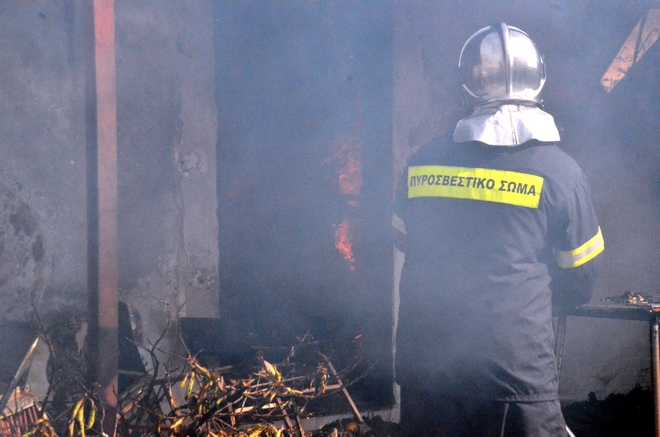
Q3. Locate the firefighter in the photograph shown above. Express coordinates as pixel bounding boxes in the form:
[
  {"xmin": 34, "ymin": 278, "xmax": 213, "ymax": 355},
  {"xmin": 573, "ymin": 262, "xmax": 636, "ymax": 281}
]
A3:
[{"xmin": 393, "ymin": 23, "xmax": 603, "ymax": 436}]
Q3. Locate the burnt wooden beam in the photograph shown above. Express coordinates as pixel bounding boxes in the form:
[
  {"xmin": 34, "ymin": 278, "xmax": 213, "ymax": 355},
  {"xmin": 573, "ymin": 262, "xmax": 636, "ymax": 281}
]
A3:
[{"xmin": 83, "ymin": 0, "xmax": 119, "ymax": 427}]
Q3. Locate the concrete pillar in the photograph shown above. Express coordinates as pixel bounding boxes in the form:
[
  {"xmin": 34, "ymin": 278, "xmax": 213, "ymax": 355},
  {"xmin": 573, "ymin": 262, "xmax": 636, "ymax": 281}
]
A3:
[{"xmin": 174, "ymin": 0, "xmax": 220, "ymax": 318}]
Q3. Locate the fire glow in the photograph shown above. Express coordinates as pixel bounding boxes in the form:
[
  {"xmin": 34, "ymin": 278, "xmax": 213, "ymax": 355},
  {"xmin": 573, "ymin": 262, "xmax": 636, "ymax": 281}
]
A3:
[
  {"xmin": 325, "ymin": 138, "xmax": 362, "ymax": 270},
  {"xmin": 334, "ymin": 218, "xmax": 355, "ymax": 271}
]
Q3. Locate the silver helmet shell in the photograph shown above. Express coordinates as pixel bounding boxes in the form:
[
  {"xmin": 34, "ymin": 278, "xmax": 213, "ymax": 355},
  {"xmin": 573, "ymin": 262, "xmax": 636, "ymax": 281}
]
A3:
[{"xmin": 458, "ymin": 23, "xmax": 546, "ymax": 107}]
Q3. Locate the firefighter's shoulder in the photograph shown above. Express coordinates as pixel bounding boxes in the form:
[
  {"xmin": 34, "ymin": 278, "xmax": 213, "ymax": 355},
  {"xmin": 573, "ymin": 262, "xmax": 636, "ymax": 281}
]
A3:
[{"xmin": 407, "ymin": 132, "xmax": 455, "ymax": 166}]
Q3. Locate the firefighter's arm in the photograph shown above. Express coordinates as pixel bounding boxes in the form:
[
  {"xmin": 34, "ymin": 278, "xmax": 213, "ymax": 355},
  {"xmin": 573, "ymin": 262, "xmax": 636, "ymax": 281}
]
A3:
[
  {"xmin": 551, "ymin": 226, "xmax": 604, "ymax": 308},
  {"xmin": 550, "ymin": 253, "xmax": 601, "ymax": 308},
  {"xmin": 550, "ymin": 167, "xmax": 604, "ymax": 309}
]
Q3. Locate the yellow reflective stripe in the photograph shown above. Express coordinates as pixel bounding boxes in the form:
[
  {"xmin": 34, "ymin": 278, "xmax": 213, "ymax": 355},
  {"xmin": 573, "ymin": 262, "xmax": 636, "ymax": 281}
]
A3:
[
  {"xmin": 556, "ymin": 227, "xmax": 604, "ymax": 268},
  {"xmin": 407, "ymin": 165, "xmax": 544, "ymax": 209},
  {"xmin": 392, "ymin": 213, "xmax": 407, "ymax": 235}
]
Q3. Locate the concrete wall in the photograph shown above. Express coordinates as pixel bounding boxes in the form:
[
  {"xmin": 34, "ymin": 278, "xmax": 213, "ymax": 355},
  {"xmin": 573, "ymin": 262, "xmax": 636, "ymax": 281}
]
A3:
[
  {"xmin": 0, "ymin": 1, "xmax": 219, "ymax": 367},
  {"xmin": 115, "ymin": 0, "xmax": 219, "ymax": 357},
  {"xmin": 393, "ymin": 1, "xmax": 658, "ymax": 402},
  {"xmin": 0, "ymin": 1, "xmax": 85, "ymax": 322}
]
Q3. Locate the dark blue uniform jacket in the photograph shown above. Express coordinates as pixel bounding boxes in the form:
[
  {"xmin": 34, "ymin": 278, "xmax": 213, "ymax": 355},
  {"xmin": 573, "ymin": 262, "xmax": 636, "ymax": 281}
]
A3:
[{"xmin": 393, "ymin": 135, "xmax": 603, "ymax": 402}]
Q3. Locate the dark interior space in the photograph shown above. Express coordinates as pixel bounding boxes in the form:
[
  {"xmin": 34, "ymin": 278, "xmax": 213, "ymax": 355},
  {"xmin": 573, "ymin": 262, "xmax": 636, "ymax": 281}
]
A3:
[{"xmin": 214, "ymin": 2, "xmax": 393, "ymax": 407}]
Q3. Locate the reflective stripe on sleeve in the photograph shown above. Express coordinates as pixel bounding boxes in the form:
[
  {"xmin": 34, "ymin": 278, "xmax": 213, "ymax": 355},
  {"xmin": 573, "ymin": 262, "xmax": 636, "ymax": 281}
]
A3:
[
  {"xmin": 392, "ymin": 213, "xmax": 407, "ymax": 235},
  {"xmin": 556, "ymin": 227, "xmax": 604, "ymax": 268}
]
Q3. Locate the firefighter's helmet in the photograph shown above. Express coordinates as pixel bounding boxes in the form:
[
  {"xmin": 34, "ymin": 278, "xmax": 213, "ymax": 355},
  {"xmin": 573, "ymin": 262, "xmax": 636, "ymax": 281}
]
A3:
[{"xmin": 458, "ymin": 22, "xmax": 546, "ymax": 108}]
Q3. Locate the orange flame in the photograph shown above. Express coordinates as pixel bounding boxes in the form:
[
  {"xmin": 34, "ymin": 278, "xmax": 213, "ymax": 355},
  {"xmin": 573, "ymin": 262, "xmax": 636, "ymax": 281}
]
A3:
[
  {"xmin": 334, "ymin": 219, "xmax": 355, "ymax": 271},
  {"xmin": 324, "ymin": 138, "xmax": 361, "ymax": 270}
]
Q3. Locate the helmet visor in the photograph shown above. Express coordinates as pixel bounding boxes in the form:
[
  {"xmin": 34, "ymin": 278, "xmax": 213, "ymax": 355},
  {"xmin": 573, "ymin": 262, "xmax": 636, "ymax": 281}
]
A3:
[
  {"xmin": 459, "ymin": 23, "xmax": 546, "ymax": 105},
  {"xmin": 509, "ymin": 30, "xmax": 545, "ymax": 100},
  {"xmin": 460, "ymin": 31, "xmax": 507, "ymax": 101}
]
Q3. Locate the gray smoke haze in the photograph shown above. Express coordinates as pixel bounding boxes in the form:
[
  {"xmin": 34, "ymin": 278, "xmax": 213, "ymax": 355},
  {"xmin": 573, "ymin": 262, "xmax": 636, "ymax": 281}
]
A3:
[{"xmin": 0, "ymin": 0, "xmax": 658, "ymax": 405}]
